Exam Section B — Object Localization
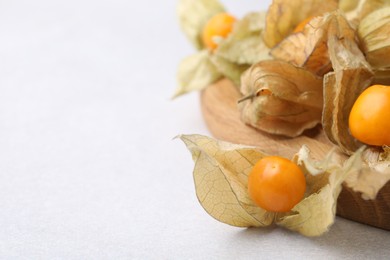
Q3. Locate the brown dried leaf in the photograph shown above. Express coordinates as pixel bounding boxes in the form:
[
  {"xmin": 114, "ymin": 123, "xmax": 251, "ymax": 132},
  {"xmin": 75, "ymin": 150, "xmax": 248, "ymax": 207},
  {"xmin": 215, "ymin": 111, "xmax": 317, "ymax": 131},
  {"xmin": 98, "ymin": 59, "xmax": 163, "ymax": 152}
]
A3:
[
  {"xmin": 262, "ymin": 0, "xmax": 339, "ymax": 48},
  {"xmin": 322, "ymin": 13, "xmax": 374, "ymax": 154},
  {"xmin": 239, "ymin": 60, "xmax": 323, "ymax": 137}
]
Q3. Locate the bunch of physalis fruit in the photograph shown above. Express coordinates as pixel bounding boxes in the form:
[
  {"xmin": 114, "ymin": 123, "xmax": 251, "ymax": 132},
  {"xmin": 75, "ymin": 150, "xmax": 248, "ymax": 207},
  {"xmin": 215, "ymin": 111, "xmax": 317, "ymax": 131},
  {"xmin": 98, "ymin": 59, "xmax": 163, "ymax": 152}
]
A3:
[{"xmin": 175, "ymin": 0, "xmax": 390, "ymax": 236}]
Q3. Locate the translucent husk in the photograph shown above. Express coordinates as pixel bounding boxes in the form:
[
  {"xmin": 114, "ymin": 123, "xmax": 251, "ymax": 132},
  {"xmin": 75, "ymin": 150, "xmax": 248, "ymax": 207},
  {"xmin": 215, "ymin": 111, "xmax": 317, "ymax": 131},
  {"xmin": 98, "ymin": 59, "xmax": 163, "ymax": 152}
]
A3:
[
  {"xmin": 211, "ymin": 12, "xmax": 271, "ymax": 86},
  {"xmin": 177, "ymin": 0, "xmax": 225, "ymax": 50},
  {"xmin": 215, "ymin": 12, "xmax": 270, "ymax": 65},
  {"xmin": 358, "ymin": 6, "xmax": 390, "ymax": 84},
  {"xmin": 271, "ymin": 12, "xmax": 362, "ymax": 76},
  {"xmin": 358, "ymin": 0, "xmax": 390, "ymax": 19},
  {"xmin": 270, "ymin": 14, "xmax": 331, "ymax": 76},
  {"xmin": 320, "ymin": 12, "xmax": 374, "ymax": 155},
  {"xmin": 336, "ymin": 0, "xmax": 390, "ymax": 24},
  {"xmin": 345, "ymin": 146, "xmax": 390, "ymax": 200},
  {"xmin": 262, "ymin": 0, "xmax": 339, "ymax": 48},
  {"xmin": 238, "ymin": 60, "xmax": 323, "ymax": 137},
  {"xmin": 176, "ymin": 0, "xmax": 390, "ymax": 237},
  {"xmin": 179, "ymin": 134, "xmax": 365, "ymax": 237},
  {"xmin": 373, "ymin": 68, "xmax": 390, "ymax": 85},
  {"xmin": 339, "ymin": 0, "xmax": 361, "ymax": 12},
  {"xmin": 175, "ymin": 8, "xmax": 271, "ymax": 95},
  {"xmin": 174, "ymin": 50, "xmax": 222, "ymax": 98}
]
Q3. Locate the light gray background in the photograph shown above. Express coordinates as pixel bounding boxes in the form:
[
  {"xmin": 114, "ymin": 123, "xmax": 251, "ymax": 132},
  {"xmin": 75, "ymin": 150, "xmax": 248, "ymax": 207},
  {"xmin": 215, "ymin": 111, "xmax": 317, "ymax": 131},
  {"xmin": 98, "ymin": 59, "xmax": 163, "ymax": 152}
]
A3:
[{"xmin": 0, "ymin": 0, "xmax": 389, "ymax": 259}]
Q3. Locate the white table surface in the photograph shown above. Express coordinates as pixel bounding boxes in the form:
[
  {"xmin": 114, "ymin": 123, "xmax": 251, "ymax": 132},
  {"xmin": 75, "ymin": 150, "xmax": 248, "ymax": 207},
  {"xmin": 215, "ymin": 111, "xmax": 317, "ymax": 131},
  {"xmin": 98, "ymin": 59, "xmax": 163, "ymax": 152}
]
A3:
[{"xmin": 0, "ymin": 0, "xmax": 389, "ymax": 259}]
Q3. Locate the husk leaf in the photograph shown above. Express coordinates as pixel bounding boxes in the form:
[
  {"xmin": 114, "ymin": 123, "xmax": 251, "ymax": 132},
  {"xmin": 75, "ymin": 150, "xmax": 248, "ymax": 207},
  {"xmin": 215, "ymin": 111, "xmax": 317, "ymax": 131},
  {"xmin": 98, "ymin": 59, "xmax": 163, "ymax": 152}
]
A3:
[
  {"xmin": 238, "ymin": 60, "xmax": 323, "ymax": 137},
  {"xmin": 179, "ymin": 134, "xmax": 275, "ymax": 227},
  {"xmin": 358, "ymin": 0, "xmax": 390, "ymax": 20},
  {"xmin": 358, "ymin": 7, "xmax": 390, "ymax": 70},
  {"xmin": 373, "ymin": 68, "xmax": 390, "ymax": 85},
  {"xmin": 177, "ymin": 0, "xmax": 225, "ymax": 50},
  {"xmin": 174, "ymin": 50, "xmax": 222, "ymax": 98},
  {"xmin": 270, "ymin": 14, "xmax": 333, "ymax": 76},
  {"xmin": 211, "ymin": 12, "xmax": 272, "ymax": 87},
  {"xmin": 278, "ymin": 146, "xmax": 364, "ymax": 236},
  {"xmin": 215, "ymin": 12, "xmax": 271, "ymax": 65},
  {"xmin": 210, "ymin": 55, "xmax": 249, "ymax": 87},
  {"xmin": 322, "ymin": 13, "xmax": 374, "ymax": 154},
  {"xmin": 271, "ymin": 12, "xmax": 367, "ymax": 76},
  {"xmin": 344, "ymin": 147, "xmax": 390, "ymax": 200},
  {"xmin": 179, "ymin": 134, "xmax": 365, "ymax": 236},
  {"xmin": 339, "ymin": 0, "xmax": 361, "ymax": 12},
  {"xmin": 262, "ymin": 0, "xmax": 339, "ymax": 48}
]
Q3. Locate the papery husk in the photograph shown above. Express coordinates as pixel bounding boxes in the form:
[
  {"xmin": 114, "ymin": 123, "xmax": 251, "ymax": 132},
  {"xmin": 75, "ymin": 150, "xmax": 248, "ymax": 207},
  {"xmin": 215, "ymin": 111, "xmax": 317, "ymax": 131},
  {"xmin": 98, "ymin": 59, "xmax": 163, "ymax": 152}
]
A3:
[
  {"xmin": 211, "ymin": 12, "xmax": 272, "ymax": 86},
  {"xmin": 238, "ymin": 60, "xmax": 323, "ymax": 137},
  {"xmin": 177, "ymin": 11, "xmax": 272, "ymax": 90},
  {"xmin": 179, "ymin": 134, "xmax": 365, "ymax": 237},
  {"xmin": 358, "ymin": 7, "xmax": 390, "ymax": 73},
  {"xmin": 339, "ymin": 0, "xmax": 390, "ymax": 23},
  {"xmin": 270, "ymin": 14, "xmax": 332, "ymax": 76},
  {"xmin": 345, "ymin": 147, "xmax": 390, "ymax": 200},
  {"xmin": 338, "ymin": 0, "xmax": 363, "ymax": 22},
  {"xmin": 339, "ymin": 0, "xmax": 361, "ymax": 12},
  {"xmin": 358, "ymin": 0, "xmax": 390, "ymax": 20},
  {"xmin": 322, "ymin": 12, "xmax": 374, "ymax": 155},
  {"xmin": 262, "ymin": 0, "xmax": 339, "ymax": 48},
  {"xmin": 271, "ymin": 12, "xmax": 364, "ymax": 76},
  {"xmin": 174, "ymin": 50, "xmax": 222, "ymax": 98},
  {"xmin": 209, "ymin": 56, "xmax": 249, "ymax": 87},
  {"xmin": 179, "ymin": 134, "xmax": 276, "ymax": 227},
  {"xmin": 177, "ymin": 0, "xmax": 225, "ymax": 50},
  {"xmin": 215, "ymin": 12, "xmax": 271, "ymax": 65},
  {"xmin": 373, "ymin": 68, "xmax": 390, "ymax": 85},
  {"xmin": 278, "ymin": 146, "xmax": 364, "ymax": 236}
]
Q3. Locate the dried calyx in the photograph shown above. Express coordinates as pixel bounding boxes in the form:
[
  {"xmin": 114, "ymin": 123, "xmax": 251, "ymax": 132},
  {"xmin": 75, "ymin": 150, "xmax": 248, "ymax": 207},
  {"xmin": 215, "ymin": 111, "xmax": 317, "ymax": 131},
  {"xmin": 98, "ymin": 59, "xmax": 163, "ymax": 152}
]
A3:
[
  {"xmin": 238, "ymin": 60, "xmax": 323, "ymax": 137},
  {"xmin": 175, "ymin": 0, "xmax": 271, "ymax": 97},
  {"xmin": 358, "ymin": 6, "xmax": 390, "ymax": 84},
  {"xmin": 245, "ymin": 11, "xmax": 376, "ymax": 155},
  {"xmin": 180, "ymin": 135, "xmax": 366, "ymax": 236},
  {"xmin": 262, "ymin": 0, "xmax": 339, "ymax": 48},
  {"xmin": 211, "ymin": 12, "xmax": 271, "ymax": 86},
  {"xmin": 321, "ymin": 12, "xmax": 374, "ymax": 155}
]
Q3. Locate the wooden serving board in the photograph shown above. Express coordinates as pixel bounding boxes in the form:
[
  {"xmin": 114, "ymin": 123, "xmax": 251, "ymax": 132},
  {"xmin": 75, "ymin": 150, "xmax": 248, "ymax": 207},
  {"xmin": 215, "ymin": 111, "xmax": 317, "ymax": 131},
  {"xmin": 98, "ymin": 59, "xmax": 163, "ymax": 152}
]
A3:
[{"xmin": 200, "ymin": 79, "xmax": 390, "ymax": 231}]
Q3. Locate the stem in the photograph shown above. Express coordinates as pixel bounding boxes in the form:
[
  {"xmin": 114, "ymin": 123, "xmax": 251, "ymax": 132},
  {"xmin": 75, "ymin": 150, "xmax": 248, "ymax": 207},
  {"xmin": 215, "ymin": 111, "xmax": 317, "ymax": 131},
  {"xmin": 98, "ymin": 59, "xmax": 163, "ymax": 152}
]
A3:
[{"xmin": 237, "ymin": 93, "xmax": 256, "ymax": 104}]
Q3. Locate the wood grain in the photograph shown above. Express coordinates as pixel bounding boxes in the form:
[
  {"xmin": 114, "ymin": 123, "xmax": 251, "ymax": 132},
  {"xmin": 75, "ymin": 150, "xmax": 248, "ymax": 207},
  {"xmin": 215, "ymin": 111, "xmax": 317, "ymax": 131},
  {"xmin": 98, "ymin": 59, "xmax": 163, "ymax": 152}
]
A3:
[{"xmin": 200, "ymin": 78, "xmax": 390, "ymax": 231}]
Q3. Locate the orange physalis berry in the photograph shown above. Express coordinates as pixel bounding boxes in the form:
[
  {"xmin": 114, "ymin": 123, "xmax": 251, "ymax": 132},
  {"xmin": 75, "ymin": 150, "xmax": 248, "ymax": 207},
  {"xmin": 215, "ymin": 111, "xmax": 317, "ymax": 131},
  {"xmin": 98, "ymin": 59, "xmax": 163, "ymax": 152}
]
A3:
[
  {"xmin": 349, "ymin": 85, "xmax": 390, "ymax": 146},
  {"xmin": 202, "ymin": 13, "xmax": 236, "ymax": 50},
  {"xmin": 293, "ymin": 16, "xmax": 316, "ymax": 33},
  {"xmin": 248, "ymin": 156, "xmax": 306, "ymax": 213}
]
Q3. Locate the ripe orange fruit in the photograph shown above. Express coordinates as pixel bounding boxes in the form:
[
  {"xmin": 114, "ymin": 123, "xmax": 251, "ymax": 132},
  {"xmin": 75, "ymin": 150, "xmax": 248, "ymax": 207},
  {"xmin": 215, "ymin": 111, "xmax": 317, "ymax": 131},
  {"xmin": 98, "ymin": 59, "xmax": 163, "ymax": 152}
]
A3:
[
  {"xmin": 349, "ymin": 85, "xmax": 390, "ymax": 146},
  {"xmin": 248, "ymin": 156, "xmax": 306, "ymax": 212},
  {"xmin": 202, "ymin": 13, "xmax": 236, "ymax": 50},
  {"xmin": 293, "ymin": 16, "xmax": 316, "ymax": 33}
]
